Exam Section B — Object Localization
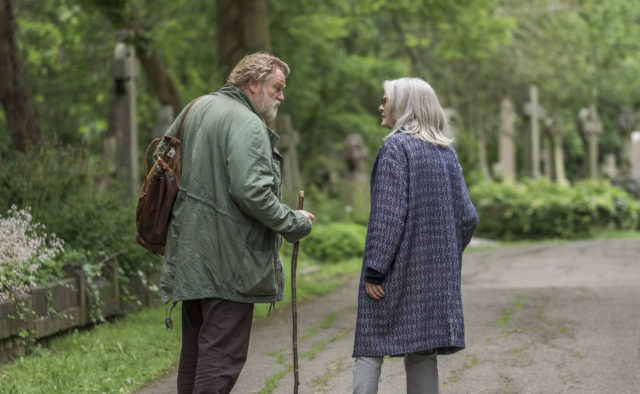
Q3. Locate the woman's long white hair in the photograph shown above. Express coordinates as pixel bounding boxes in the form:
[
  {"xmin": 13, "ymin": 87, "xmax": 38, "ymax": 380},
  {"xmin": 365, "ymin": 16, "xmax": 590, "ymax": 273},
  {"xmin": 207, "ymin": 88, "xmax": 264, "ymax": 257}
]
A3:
[{"xmin": 383, "ymin": 77, "xmax": 452, "ymax": 146}]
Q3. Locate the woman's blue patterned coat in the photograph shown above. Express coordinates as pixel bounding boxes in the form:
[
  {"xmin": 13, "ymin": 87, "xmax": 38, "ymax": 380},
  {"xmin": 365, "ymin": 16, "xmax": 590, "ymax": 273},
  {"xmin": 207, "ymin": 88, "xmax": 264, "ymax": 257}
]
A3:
[{"xmin": 353, "ymin": 132, "xmax": 478, "ymax": 357}]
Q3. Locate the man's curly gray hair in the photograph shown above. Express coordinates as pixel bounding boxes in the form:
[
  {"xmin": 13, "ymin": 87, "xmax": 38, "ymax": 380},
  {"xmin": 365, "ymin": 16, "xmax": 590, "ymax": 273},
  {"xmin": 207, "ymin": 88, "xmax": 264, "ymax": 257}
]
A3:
[{"xmin": 227, "ymin": 52, "xmax": 290, "ymax": 88}]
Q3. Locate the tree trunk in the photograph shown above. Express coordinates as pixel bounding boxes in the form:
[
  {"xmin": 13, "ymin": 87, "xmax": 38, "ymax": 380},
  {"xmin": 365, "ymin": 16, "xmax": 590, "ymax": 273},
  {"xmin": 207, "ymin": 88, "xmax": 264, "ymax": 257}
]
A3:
[
  {"xmin": 137, "ymin": 49, "xmax": 183, "ymax": 117},
  {"xmin": 92, "ymin": 2, "xmax": 183, "ymax": 115},
  {"xmin": 216, "ymin": 0, "xmax": 271, "ymax": 76},
  {"xmin": 0, "ymin": 0, "xmax": 41, "ymax": 152}
]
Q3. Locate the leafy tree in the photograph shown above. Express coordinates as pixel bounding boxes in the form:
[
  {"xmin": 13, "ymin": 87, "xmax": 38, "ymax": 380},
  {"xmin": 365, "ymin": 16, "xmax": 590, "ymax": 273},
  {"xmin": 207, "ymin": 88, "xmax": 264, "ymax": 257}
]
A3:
[{"xmin": 0, "ymin": 0, "xmax": 41, "ymax": 152}]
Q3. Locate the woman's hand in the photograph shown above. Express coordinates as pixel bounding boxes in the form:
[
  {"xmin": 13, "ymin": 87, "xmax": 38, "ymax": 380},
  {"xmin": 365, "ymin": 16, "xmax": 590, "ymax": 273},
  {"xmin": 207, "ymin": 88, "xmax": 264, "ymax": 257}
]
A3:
[{"xmin": 364, "ymin": 282, "xmax": 385, "ymax": 300}]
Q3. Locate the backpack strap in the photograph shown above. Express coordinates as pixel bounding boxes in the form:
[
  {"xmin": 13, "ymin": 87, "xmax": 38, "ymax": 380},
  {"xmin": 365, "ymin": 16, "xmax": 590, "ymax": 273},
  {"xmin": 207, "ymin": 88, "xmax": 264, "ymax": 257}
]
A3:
[{"xmin": 175, "ymin": 95, "xmax": 207, "ymax": 141}]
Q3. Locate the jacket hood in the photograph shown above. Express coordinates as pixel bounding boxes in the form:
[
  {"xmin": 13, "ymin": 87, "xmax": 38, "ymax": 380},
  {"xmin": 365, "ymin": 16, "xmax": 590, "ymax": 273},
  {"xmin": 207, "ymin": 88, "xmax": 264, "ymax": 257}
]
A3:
[
  {"xmin": 218, "ymin": 84, "xmax": 263, "ymax": 120},
  {"xmin": 217, "ymin": 84, "xmax": 280, "ymax": 146}
]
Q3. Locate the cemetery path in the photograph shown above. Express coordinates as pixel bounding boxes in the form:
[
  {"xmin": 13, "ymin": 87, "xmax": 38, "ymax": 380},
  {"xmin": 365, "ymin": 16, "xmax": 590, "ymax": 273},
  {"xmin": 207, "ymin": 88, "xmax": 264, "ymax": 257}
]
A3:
[{"xmin": 137, "ymin": 238, "xmax": 640, "ymax": 394}]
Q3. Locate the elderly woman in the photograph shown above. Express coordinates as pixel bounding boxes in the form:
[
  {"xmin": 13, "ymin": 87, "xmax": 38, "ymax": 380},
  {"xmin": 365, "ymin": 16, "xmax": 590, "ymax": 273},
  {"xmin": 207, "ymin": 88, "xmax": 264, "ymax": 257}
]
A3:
[{"xmin": 352, "ymin": 78, "xmax": 478, "ymax": 394}]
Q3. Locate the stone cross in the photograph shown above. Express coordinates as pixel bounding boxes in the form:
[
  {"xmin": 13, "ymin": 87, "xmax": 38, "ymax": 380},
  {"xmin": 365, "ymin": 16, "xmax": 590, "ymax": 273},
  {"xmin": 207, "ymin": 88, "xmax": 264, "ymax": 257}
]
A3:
[
  {"xmin": 275, "ymin": 114, "xmax": 303, "ymax": 206},
  {"xmin": 544, "ymin": 116, "xmax": 568, "ymax": 185},
  {"xmin": 497, "ymin": 97, "xmax": 517, "ymax": 182},
  {"xmin": 112, "ymin": 30, "xmax": 139, "ymax": 199},
  {"xmin": 578, "ymin": 105, "xmax": 603, "ymax": 179},
  {"xmin": 523, "ymin": 85, "xmax": 546, "ymax": 178}
]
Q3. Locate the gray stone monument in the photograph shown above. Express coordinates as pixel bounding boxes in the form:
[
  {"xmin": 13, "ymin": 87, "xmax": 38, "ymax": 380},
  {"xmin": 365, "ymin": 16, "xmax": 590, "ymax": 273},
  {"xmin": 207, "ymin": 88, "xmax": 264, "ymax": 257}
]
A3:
[
  {"xmin": 497, "ymin": 97, "xmax": 517, "ymax": 183},
  {"xmin": 112, "ymin": 30, "xmax": 139, "ymax": 199},
  {"xmin": 523, "ymin": 85, "xmax": 546, "ymax": 178},
  {"xmin": 631, "ymin": 131, "xmax": 640, "ymax": 179},
  {"xmin": 578, "ymin": 105, "xmax": 603, "ymax": 179},
  {"xmin": 617, "ymin": 107, "xmax": 637, "ymax": 177},
  {"xmin": 601, "ymin": 153, "xmax": 618, "ymax": 181},
  {"xmin": 151, "ymin": 105, "xmax": 174, "ymax": 140},
  {"xmin": 443, "ymin": 108, "xmax": 462, "ymax": 143},
  {"xmin": 544, "ymin": 116, "xmax": 568, "ymax": 185},
  {"xmin": 344, "ymin": 134, "xmax": 369, "ymax": 182},
  {"xmin": 343, "ymin": 133, "xmax": 370, "ymax": 220},
  {"xmin": 275, "ymin": 114, "xmax": 303, "ymax": 206}
]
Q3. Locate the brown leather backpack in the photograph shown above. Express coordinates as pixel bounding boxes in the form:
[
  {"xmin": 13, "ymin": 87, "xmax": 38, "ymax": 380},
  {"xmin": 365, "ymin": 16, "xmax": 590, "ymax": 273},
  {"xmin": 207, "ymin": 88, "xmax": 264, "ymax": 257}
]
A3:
[{"xmin": 135, "ymin": 96, "xmax": 203, "ymax": 255}]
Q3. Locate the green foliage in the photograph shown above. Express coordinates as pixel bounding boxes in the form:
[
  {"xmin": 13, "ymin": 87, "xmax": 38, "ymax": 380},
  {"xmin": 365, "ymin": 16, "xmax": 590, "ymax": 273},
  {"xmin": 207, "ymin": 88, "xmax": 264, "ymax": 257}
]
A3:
[
  {"xmin": 0, "ymin": 206, "xmax": 65, "ymax": 300},
  {"xmin": 0, "ymin": 144, "xmax": 160, "ymax": 283},
  {"xmin": 470, "ymin": 178, "xmax": 640, "ymax": 240},
  {"xmin": 0, "ymin": 307, "xmax": 182, "ymax": 393},
  {"xmin": 301, "ymin": 222, "xmax": 367, "ymax": 263}
]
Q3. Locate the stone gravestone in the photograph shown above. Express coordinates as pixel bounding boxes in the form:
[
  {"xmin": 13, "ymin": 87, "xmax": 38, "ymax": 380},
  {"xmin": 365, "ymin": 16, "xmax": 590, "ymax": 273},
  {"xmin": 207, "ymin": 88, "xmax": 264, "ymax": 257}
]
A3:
[
  {"xmin": 631, "ymin": 131, "xmax": 640, "ymax": 179},
  {"xmin": 275, "ymin": 114, "xmax": 303, "ymax": 206},
  {"xmin": 544, "ymin": 116, "xmax": 568, "ymax": 185},
  {"xmin": 523, "ymin": 85, "xmax": 546, "ymax": 178},
  {"xmin": 617, "ymin": 107, "xmax": 637, "ymax": 178},
  {"xmin": 578, "ymin": 105, "xmax": 603, "ymax": 179},
  {"xmin": 111, "ymin": 30, "xmax": 139, "ymax": 199},
  {"xmin": 151, "ymin": 105, "xmax": 174, "ymax": 140},
  {"xmin": 343, "ymin": 133, "xmax": 370, "ymax": 220},
  {"xmin": 601, "ymin": 153, "xmax": 618, "ymax": 181},
  {"xmin": 443, "ymin": 108, "xmax": 462, "ymax": 144},
  {"xmin": 495, "ymin": 97, "xmax": 517, "ymax": 182}
]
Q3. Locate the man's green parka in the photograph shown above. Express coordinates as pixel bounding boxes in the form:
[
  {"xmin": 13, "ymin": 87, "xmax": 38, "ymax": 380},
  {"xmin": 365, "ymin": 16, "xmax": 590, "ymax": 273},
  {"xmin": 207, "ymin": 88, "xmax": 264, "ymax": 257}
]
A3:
[{"xmin": 159, "ymin": 85, "xmax": 312, "ymax": 304}]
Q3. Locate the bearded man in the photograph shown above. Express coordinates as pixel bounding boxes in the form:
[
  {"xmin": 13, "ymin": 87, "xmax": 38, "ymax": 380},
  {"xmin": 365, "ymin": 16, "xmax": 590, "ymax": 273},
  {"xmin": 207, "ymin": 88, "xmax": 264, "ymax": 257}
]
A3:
[{"xmin": 159, "ymin": 52, "xmax": 314, "ymax": 394}]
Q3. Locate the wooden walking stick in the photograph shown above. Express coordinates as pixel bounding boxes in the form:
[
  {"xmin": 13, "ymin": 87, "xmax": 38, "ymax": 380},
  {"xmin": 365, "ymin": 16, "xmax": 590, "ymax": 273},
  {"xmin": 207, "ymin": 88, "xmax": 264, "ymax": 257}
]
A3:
[{"xmin": 291, "ymin": 190, "xmax": 304, "ymax": 394}]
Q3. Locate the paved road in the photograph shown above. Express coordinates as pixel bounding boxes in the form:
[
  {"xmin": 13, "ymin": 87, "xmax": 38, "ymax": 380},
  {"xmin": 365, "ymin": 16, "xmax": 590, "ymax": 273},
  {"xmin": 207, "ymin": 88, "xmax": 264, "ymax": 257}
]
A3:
[{"xmin": 137, "ymin": 238, "xmax": 640, "ymax": 393}]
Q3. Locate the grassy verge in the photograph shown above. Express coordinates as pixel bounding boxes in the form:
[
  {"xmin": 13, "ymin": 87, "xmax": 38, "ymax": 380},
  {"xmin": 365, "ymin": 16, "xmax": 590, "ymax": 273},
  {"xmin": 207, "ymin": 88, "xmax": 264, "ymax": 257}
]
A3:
[
  {"xmin": 0, "ymin": 306, "xmax": 183, "ymax": 393},
  {"xmin": 0, "ymin": 254, "xmax": 362, "ymax": 393},
  {"xmin": 470, "ymin": 230, "xmax": 640, "ymax": 249}
]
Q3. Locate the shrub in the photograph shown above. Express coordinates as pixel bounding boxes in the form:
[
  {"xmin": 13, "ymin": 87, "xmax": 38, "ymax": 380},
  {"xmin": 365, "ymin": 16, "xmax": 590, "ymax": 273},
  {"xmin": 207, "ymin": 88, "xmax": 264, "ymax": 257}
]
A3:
[
  {"xmin": 301, "ymin": 222, "xmax": 367, "ymax": 263},
  {"xmin": 0, "ymin": 145, "xmax": 160, "ymax": 287},
  {"xmin": 469, "ymin": 178, "xmax": 640, "ymax": 240},
  {"xmin": 0, "ymin": 206, "xmax": 65, "ymax": 301}
]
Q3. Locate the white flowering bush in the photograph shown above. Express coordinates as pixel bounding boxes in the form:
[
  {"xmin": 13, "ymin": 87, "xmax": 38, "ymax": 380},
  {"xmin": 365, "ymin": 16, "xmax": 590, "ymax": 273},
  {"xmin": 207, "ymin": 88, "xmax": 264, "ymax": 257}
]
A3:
[{"xmin": 0, "ymin": 205, "xmax": 65, "ymax": 302}]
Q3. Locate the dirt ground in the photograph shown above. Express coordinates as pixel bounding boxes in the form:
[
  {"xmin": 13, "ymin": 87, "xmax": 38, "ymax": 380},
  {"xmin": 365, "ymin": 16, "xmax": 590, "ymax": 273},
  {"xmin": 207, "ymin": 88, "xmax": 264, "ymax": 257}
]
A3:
[{"xmin": 137, "ymin": 238, "xmax": 640, "ymax": 394}]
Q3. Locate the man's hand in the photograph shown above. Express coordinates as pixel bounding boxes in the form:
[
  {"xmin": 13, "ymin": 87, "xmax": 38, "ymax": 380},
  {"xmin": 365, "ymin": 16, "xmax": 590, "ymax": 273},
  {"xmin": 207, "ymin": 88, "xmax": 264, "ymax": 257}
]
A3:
[
  {"xmin": 364, "ymin": 282, "xmax": 385, "ymax": 300},
  {"xmin": 300, "ymin": 210, "xmax": 314, "ymax": 224}
]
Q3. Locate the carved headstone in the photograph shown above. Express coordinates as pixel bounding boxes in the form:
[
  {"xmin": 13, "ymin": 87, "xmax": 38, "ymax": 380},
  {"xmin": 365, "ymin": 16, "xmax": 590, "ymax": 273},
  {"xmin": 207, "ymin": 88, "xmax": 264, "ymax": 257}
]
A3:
[
  {"xmin": 111, "ymin": 30, "xmax": 139, "ymax": 199},
  {"xmin": 443, "ymin": 108, "xmax": 462, "ymax": 143},
  {"xmin": 275, "ymin": 114, "xmax": 303, "ymax": 205},
  {"xmin": 578, "ymin": 105, "xmax": 603, "ymax": 179},
  {"xmin": 631, "ymin": 131, "xmax": 640, "ymax": 179},
  {"xmin": 151, "ymin": 105, "xmax": 174, "ymax": 140},
  {"xmin": 497, "ymin": 97, "xmax": 517, "ymax": 182},
  {"xmin": 344, "ymin": 134, "xmax": 369, "ymax": 179},
  {"xmin": 523, "ymin": 85, "xmax": 546, "ymax": 178},
  {"xmin": 544, "ymin": 116, "xmax": 568, "ymax": 185},
  {"xmin": 618, "ymin": 107, "xmax": 637, "ymax": 177},
  {"xmin": 601, "ymin": 154, "xmax": 618, "ymax": 181},
  {"xmin": 343, "ymin": 134, "xmax": 370, "ymax": 219}
]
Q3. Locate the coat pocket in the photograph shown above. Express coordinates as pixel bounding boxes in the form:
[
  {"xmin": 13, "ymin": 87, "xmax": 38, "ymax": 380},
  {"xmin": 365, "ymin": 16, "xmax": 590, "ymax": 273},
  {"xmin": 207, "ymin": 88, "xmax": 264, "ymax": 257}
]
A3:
[
  {"xmin": 234, "ymin": 223, "xmax": 278, "ymax": 298},
  {"xmin": 236, "ymin": 248, "xmax": 276, "ymax": 297}
]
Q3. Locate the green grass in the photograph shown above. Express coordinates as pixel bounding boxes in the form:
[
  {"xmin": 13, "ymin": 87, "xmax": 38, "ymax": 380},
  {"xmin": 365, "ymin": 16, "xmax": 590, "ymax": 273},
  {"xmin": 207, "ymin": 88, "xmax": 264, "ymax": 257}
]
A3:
[
  {"xmin": 0, "ymin": 254, "xmax": 363, "ymax": 393},
  {"xmin": 470, "ymin": 230, "xmax": 640, "ymax": 250},
  {"xmin": 0, "ymin": 306, "xmax": 183, "ymax": 393}
]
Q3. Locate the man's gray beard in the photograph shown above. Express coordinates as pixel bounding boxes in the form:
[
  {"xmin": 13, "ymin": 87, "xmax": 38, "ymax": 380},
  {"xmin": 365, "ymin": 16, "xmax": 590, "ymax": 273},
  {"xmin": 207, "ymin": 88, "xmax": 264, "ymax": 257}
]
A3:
[
  {"xmin": 256, "ymin": 89, "xmax": 278, "ymax": 122},
  {"xmin": 261, "ymin": 106, "xmax": 277, "ymax": 122}
]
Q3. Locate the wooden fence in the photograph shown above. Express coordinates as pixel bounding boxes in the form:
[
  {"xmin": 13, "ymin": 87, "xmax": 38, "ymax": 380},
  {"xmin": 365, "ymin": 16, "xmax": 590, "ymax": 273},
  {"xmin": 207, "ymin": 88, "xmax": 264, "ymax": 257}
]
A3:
[{"xmin": 0, "ymin": 256, "xmax": 160, "ymax": 363}]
